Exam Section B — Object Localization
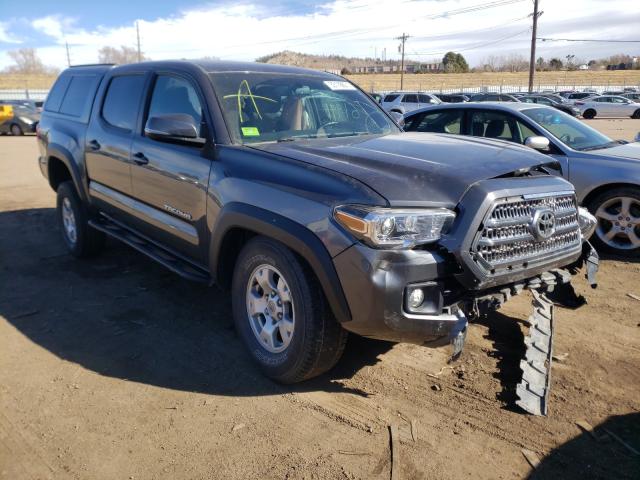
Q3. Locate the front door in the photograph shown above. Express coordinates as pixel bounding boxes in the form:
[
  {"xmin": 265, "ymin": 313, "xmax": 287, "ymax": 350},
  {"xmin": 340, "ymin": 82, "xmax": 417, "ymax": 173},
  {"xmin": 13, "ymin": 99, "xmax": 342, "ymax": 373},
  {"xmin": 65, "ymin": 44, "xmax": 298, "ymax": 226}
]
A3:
[{"xmin": 129, "ymin": 72, "xmax": 212, "ymax": 262}]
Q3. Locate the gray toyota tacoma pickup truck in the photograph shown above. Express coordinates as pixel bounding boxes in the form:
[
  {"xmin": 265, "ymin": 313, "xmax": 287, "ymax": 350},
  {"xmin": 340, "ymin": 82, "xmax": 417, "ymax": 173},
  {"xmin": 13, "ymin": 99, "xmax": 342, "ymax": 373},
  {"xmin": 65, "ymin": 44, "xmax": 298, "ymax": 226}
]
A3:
[{"xmin": 37, "ymin": 61, "xmax": 598, "ymax": 414}]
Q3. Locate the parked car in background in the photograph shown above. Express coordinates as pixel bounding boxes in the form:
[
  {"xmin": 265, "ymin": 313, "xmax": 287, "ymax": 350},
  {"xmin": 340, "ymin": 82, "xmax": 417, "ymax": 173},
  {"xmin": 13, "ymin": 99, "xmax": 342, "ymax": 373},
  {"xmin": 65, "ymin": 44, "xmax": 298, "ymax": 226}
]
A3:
[
  {"xmin": 403, "ymin": 102, "xmax": 640, "ymax": 255},
  {"xmin": 368, "ymin": 92, "xmax": 383, "ymax": 103},
  {"xmin": 575, "ymin": 95, "xmax": 640, "ymax": 119},
  {"xmin": 0, "ymin": 103, "xmax": 40, "ymax": 135},
  {"xmin": 603, "ymin": 91, "xmax": 625, "ymax": 96},
  {"xmin": 381, "ymin": 92, "xmax": 441, "ymax": 114},
  {"xmin": 434, "ymin": 93, "xmax": 469, "ymax": 103},
  {"xmin": 519, "ymin": 95, "xmax": 581, "ymax": 116},
  {"xmin": 563, "ymin": 92, "xmax": 597, "ymax": 104},
  {"xmin": 622, "ymin": 93, "xmax": 640, "ymax": 102},
  {"xmin": 467, "ymin": 93, "xmax": 520, "ymax": 102}
]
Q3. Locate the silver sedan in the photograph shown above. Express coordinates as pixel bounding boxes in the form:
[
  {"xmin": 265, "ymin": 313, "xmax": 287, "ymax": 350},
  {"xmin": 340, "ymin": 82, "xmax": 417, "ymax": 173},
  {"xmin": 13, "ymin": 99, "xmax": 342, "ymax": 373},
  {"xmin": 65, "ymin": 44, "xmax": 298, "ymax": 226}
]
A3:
[{"xmin": 402, "ymin": 102, "xmax": 640, "ymax": 256}]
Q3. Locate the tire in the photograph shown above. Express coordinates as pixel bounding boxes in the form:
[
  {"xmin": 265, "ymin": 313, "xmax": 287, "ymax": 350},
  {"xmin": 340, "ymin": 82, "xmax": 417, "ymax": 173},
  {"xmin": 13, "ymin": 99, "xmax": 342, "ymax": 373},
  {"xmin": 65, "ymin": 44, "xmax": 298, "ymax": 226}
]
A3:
[
  {"xmin": 587, "ymin": 186, "xmax": 640, "ymax": 257},
  {"xmin": 231, "ymin": 236, "xmax": 348, "ymax": 383},
  {"xmin": 56, "ymin": 181, "xmax": 106, "ymax": 258},
  {"xmin": 10, "ymin": 123, "xmax": 23, "ymax": 136},
  {"xmin": 582, "ymin": 109, "xmax": 596, "ymax": 119},
  {"xmin": 632, "ymin": 109, "xmax": 640, "ymax": 119}
]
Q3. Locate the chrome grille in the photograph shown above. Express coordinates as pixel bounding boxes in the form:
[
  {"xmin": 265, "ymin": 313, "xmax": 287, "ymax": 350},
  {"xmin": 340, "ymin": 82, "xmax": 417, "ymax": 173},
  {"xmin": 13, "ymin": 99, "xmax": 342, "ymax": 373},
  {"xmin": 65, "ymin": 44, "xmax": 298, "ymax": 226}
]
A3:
[{"xmin": 472, "ymin": 193, "xmax": 581, "ymax": 273}]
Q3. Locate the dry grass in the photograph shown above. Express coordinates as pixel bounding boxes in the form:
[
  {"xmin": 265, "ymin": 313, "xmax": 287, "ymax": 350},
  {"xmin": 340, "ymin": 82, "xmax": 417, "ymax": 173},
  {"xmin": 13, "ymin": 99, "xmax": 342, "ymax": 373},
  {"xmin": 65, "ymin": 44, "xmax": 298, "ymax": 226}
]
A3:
[
  {"xmin": 345, "ymin": 70, "xmax": 640, "ymax": 92},
  {"xmin": 0, "ymin": 74, "xmax": 58, "ymax": 90},
  {"xmin": 2, "ymin": 70, "xmax": 640, "ymax": 92}
]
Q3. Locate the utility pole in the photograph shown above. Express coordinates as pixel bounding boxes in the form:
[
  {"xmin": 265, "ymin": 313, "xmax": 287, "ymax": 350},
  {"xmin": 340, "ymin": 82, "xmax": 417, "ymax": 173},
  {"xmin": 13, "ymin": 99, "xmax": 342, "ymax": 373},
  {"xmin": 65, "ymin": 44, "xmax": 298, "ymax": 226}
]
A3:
[
  {"xmin": 395, "ymin": 33, "xmax": 410, "ymax": 90},
  {"xmin": 528, "ymin": 0, "xmax": 539, "ymax": 93},
  {"xmin": 65, "ymin": 41, "xmax": 71, "ymax": 67},
  {"xmin": 136, "ymin": 21, "xmax": 142, "ymax": 62}
]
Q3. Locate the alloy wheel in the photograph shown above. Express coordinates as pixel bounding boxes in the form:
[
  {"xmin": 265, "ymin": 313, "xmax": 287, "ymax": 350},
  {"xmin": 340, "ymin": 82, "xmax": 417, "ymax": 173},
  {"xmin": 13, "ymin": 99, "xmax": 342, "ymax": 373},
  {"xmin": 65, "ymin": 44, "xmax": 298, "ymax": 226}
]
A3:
[
  {"xmin": 595, "ymin": 196, "xmax": 640, "ymax": 250},
  {"xmin": 245, "ymin": 264, "xmax": 295, "ymax": 353}
]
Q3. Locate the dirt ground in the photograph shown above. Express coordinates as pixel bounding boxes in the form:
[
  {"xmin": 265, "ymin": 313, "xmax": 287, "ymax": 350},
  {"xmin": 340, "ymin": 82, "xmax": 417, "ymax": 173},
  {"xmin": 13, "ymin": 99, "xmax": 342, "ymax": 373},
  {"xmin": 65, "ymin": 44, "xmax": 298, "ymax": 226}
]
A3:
[{"xmin": 1, "ymin": 121, "xmax": 639, "ymax": 480}]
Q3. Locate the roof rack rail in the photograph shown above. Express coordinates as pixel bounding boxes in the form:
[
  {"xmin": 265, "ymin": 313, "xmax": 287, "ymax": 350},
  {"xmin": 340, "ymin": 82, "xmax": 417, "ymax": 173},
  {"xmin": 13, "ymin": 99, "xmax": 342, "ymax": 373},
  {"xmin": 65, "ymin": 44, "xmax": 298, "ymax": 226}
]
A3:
[{"xmin": 69, "ymin": 63, "xmax": 116, "ymax": 68}]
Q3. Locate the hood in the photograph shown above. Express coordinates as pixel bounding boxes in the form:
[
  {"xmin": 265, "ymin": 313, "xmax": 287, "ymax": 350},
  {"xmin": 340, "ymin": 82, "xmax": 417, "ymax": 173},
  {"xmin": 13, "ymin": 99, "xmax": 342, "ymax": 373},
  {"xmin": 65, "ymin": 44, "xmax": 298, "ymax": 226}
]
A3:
[
  {"xmin": 251, "ymin": 132, "xmax": 554, "ymax": 206},
  {"xmin": 581, "ymin": 142, "xmax": 640, "ymax": 161}
]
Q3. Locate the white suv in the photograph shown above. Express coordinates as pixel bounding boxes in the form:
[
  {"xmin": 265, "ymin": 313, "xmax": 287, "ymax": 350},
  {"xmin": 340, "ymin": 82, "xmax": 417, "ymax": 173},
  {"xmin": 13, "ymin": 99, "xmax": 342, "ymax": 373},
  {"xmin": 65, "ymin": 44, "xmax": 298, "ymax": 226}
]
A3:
[{"xmin": 381, "ymin": 92, "xmax": 441, "ymax": 114}]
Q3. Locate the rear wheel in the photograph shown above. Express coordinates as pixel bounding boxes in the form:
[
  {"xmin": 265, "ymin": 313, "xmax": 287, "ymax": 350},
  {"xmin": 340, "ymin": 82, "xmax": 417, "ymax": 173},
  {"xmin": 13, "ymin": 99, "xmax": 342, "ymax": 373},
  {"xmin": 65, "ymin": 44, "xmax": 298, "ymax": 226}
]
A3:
[
  {"xmin": 10, "ymin": 123, "xmax": 23, "ymax": 136},
  {"xmin": 588, "ymin": 187, "xmax": 640, "ymax": 257},
  {"xmin": 632, "ymin": 109, "xmax": 640, "ymax": 119},
  {"xmin": 582, "ymin": 109, "xmax": 596, "ymax": 119},
  {"xmin": 232, "ymin": 236, "xmax": 347, "ymax": 383},
  {"xmin": 56, "ymin": 181, "xmax": 106, "ymax": 257}
]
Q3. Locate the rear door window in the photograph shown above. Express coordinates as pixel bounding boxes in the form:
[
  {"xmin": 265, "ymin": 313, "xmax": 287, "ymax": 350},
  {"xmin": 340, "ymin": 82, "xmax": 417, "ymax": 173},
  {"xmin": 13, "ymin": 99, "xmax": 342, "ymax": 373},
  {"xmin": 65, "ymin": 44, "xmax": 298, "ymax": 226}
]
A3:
[
  {"xmin": 402, "ymin": 94, "xmax": 419, "ymax": 103},
  {"xmin": 101, "ymin": 75, "xmax": 146, "ymax": 131}
]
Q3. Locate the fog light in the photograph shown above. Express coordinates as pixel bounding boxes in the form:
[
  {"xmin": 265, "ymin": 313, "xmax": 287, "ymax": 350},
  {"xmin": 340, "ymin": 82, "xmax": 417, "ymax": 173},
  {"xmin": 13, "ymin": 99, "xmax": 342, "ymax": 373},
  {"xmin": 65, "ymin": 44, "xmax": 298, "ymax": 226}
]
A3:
[{"xmin": 408, "ymin": 288, "xmax": 424, "ymax": 309}]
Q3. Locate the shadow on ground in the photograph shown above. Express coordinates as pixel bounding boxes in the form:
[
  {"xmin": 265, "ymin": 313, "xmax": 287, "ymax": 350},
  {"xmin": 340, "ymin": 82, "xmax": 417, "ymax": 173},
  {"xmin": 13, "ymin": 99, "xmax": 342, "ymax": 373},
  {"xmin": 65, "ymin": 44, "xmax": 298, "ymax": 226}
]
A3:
[
  {"xmin": 476, "ymin": 311, "xmax": 528, "ymax": 411},
  {"xmin": 530, "ymin": 412, "xmax": 640, "ymax": 479},
  {"xmin": 0, "ymin": 207, "xmax": 393, "ymax": 398}
]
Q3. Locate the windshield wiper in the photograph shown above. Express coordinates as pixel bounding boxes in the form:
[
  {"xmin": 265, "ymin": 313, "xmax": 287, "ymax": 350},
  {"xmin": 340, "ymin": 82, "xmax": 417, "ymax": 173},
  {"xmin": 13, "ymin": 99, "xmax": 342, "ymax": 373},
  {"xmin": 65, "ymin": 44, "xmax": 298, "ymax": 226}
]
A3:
[
  {"xmin": 578, "ymin": 141, "xmax": 619, "ymax": 151},
  {"xmin": 276, "ymin": 134, "xmax": 317, "ymax": 142},
  {"xmin": 325, "ymin": 131, "xmax": 372, "ymax": 138}
]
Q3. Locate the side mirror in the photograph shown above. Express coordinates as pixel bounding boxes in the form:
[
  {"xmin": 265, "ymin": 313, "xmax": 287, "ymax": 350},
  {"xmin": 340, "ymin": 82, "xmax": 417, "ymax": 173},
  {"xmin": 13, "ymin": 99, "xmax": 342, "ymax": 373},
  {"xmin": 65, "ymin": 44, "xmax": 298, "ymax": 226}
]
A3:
[
  {"xmin": 390, "ymin": 111, "xmax": 405, "ymax": 128},
  {"xmin": 524, "ymin": 136, "xmax": 550, "ymax": 151},
  {"xmin": 144, "ymin": 114, "xmax": 203, "ymax": 144}
]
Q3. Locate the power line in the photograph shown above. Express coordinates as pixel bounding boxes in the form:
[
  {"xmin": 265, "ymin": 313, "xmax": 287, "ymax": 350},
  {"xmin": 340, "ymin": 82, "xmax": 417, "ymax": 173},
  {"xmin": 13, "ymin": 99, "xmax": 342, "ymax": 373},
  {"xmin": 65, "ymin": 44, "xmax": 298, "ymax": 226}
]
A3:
[
  {"xmin": 538, "ymin": 37, "xmax": 640, "ymax": 43},
  {"xmin": 409, "ymin": 13, "xmax": 531, "ymax": 42},
  {"xmin": 145, "ymin": 0, "xmax": 528, "ymax": 57},
  {"xmin": 409, "ymin": 28, "xmax": 531, "ymax": 56}
]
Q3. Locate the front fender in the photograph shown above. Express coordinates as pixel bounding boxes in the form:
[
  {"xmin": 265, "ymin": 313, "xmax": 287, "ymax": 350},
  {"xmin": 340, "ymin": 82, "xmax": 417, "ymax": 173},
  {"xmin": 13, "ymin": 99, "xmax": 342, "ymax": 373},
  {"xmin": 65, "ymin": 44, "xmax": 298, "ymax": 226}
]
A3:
[{"xmin": 209, "ymin": 202, "xmax": 352, "ymax": 324}]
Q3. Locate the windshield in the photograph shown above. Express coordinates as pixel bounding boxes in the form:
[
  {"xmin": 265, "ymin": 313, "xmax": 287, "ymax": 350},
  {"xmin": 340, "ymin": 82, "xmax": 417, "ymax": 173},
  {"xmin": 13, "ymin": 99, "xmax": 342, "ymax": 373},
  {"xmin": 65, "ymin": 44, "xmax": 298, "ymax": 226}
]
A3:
[
  {"xmin": 209, "ymin": 72, "xmax": 398, "ymax": 144},
  {"xmin": 521, "ymin": 107, "xmax": 613, "ymax": 151}
]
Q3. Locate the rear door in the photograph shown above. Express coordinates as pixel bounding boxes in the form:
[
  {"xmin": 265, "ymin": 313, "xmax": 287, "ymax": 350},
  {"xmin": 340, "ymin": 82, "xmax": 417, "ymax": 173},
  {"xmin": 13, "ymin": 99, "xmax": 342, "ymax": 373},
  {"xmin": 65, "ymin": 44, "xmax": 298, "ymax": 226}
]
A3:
[
  {"xmin": 86, "ymin": 72, "xmax": 148, "ymax": 200},
  {"xmin": 401, "ymin": 94, "xmax": 420, "ymax": 112},
  {"xmin": 129, "ymin": 71, "xmax": 212, "ymax": 262}
]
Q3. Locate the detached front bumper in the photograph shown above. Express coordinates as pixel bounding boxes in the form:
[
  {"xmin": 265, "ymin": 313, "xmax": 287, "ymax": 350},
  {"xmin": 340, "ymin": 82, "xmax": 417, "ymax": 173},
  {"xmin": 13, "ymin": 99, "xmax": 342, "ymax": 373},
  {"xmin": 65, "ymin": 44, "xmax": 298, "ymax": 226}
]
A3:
[{"xmin": 332, "ymin": 240, "xmax": 598, "ymax": 350}]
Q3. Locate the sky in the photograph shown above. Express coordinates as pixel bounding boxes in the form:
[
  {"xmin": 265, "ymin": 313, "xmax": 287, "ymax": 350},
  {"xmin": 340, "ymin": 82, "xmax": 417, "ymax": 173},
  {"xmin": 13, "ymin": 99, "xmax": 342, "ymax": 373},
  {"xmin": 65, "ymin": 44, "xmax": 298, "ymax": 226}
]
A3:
[{"xmin": 0, "ymin": 0, "xmax": 639, "ymax": 70}]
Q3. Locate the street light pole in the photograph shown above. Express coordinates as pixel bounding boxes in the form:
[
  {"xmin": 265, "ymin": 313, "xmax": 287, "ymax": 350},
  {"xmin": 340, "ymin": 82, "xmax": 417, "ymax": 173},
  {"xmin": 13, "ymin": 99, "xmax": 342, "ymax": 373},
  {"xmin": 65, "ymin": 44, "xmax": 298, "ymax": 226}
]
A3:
[{"xmin": 395, "ymin": 33, "xmax": 410, "ymax": 90}]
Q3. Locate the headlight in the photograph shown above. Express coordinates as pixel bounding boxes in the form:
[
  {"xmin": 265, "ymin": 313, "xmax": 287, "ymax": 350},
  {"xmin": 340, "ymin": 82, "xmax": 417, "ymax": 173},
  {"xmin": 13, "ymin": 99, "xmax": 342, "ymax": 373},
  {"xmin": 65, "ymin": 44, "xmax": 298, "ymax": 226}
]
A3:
[
  {"xmin": 578, "ymin": 207, "xmax": 596, "ymax": 239},
  {"xmin": 334, "ymin": 205, "xmax": 456, "ymax": 248},
  {"xmin": 18, "ymin": 117, "xmax": 34, "ymax": 124}
]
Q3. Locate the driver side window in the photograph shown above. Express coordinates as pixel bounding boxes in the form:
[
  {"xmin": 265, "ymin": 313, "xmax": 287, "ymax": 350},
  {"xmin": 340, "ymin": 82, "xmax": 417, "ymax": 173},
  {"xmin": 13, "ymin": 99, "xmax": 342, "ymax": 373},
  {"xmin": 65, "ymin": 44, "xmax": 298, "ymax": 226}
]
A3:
[{"xmin": 147, "ymin": 75, "xmax": 204, "ymax": 137}]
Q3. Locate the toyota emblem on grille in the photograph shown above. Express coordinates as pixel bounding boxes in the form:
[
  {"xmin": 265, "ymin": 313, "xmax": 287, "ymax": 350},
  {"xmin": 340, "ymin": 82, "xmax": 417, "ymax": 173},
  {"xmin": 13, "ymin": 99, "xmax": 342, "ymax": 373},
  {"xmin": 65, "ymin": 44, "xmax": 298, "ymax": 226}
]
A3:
[{"xmin": 530, "ymin": 208, "xmax": 556, "ymax": 240}]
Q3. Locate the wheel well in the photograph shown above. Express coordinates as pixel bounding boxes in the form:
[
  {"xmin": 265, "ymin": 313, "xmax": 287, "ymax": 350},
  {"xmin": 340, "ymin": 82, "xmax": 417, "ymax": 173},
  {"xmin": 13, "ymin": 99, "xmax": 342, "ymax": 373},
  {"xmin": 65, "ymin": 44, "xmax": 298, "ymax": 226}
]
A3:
[
  {"xmin": 582, "ymin": 183, "xmax": 640, "ymax": 209},
  {"xmin": 48, "ymin": 156, "xmax": 72, "ymax": 191},
  {"xmin": 216, "ymin": 228, "xmax": 257, "ymax": 289}
]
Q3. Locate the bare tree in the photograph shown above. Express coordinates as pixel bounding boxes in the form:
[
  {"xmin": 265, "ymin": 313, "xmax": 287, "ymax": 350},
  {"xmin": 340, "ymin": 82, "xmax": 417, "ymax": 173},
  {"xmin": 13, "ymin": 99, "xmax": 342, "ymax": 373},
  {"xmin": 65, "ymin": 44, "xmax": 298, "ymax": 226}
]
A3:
[
  {"xmin": 4, "ymin": 48, "xmax": 58, "ymax": 74},
  {"xmin": 98, "ymin": 46, "xmax": 147, "ymax": 64}
]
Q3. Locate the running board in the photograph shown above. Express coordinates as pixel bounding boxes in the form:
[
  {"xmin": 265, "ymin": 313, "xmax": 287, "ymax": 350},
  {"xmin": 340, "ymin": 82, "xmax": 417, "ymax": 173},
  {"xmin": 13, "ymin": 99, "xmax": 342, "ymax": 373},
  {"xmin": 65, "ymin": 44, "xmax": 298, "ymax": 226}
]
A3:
[
  {"xmin": 89, "ymin": 215, "xmax": 211, "ymax": 284},
  {"xmin": 516, "ymin": 289, "xmax": 554, "ymax": 416}
]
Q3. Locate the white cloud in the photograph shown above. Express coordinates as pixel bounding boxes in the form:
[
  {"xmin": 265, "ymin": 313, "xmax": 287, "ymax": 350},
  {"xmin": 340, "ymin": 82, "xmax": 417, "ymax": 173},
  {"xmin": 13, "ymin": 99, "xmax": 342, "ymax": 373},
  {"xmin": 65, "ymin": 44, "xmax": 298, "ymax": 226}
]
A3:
[
  {"xmin": 0, "ymin": 21, "xmax": 21, "ymax": 44},
  {"xmin": 2, "ymin": 0, "xmax": 640, "ymax": 69}
]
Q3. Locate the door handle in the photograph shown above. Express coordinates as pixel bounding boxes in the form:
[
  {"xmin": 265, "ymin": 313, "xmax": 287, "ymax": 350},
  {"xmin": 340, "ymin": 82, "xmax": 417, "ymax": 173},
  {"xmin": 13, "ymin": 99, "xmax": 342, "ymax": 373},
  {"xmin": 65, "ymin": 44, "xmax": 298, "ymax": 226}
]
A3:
[
  {"xmin": 88, "ymin": 139, "xmax": 101, "ymax": 151},
  {"xmin": 132, "ymin": 151, "xmax": 149, "ymax": 165}
]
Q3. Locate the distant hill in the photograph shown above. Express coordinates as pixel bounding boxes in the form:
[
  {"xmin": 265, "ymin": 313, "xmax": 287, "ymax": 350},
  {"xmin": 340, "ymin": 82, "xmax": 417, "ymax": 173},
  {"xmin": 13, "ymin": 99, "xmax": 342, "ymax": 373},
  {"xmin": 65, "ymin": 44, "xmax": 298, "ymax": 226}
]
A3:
[{"xmin": 255, "ymin": 50, "xmax": 400, "ymax": 73}]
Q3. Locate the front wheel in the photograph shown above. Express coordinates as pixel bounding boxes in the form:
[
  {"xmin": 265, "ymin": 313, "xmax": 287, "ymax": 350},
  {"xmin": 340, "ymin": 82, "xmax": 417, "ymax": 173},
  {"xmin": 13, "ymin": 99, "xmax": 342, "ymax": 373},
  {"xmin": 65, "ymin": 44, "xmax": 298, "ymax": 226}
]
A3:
[
  {"xmin": 10, "ymin": 124, "xmax": 23, "ymax": 136},
  {"xmin": 632, "ymin": 109, "xmax": 640, "ymax": 119},
  {"xmin": 588, "ymin": 187, "xmax": 640, "ymax": 257},
  {"xmin": 232, "ymin": 236, "xmax": 347, "ymax": 383},
  {"xmin": 582, "ymin": 109, "xmax": 596, "ymax": 119},
  {"xmin": 56, "ymin": 181, "xmax": 106, "ymax": 257}
]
